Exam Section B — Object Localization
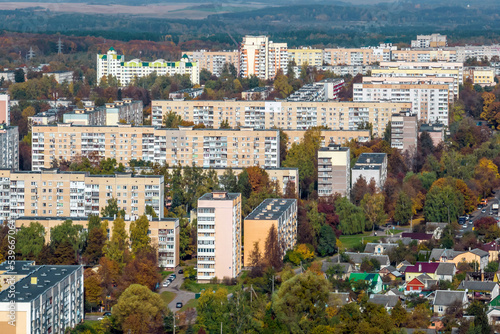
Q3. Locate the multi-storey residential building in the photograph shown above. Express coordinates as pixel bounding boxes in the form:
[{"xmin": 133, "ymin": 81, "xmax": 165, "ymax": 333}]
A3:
[
  {"xmin": 0, "ymin": 94, "xmax": 8, "ymax": 125},
  {"xmin": 29, "ymin": 109, "xmax": 58, "ymax": 128},
  {"xmin": 353, "ymin": 82, "xmax": 449, "ymax": 125},
  {"xmin": 0, "ymin": 262, "xmax": 83, "ymax": 334},
  {"xmin": 452, "ymin": 45, "xmax": 500, "ymax": 63},
  {"xmin": 317, "ymin": 144, "xmax": 350, "ymax": 197},
  {"xmin": 97, "ymin": 47, "xmax": 199, "ymax": 86},
  {"xmin": 288, "ymin": 48, "xmax": 323, "ymax": 66},
  {"xmin": 151, "ymin": 100, "xmax": 411, "ymax": 136},
  {"xmin": 63, "ymin": 99, "xmax": 143, "ymax": 126},
  {"xmin": 391, "ymin": 112, "xmax": 418, "ymax": 154},
  {"xmin": 32, "ymin": 124, "xmax": 280, "ymax": 170},
  {"xmin": 197, "ymin": 192, "xmax": 242, "ymax": 282},
  {"xmin": 0, "ymin": 124, "xmax": 18, "ymax": 170},
  {"xmin": 411, "ymin": 34, "xmax": 447, "ymax": 48},
  {"xmin": 372, "ymin": 61, "xmax": 463, "ymax": 99},
  {"xmin": 169, "ymin": 88, "xmax": 204, "ymax": 100},
  {"xmin": 241, "ymin": 86, "xmax": 272, "ymax": 100},
  {"xmin": 0, "ymin": 168, "xmax": 164, "ymax": 222},
  {"xmin": 182, "ymin": 50, "xmax": 239, "ymax": 77},
  {"xmin": 243, "ymin": 198, "xmax": 297, "ymax": 267},
  {"xmin": 351, "ymin": 153, "xmax": 388, "ymax": 189},
  {"xmin": 420, "ymin": 123, "xmax": 445, "ymax": 146},
  {"xmin": 293, "ymin": 65, "xmax": 377, "ymax": 78},
  {"xmin": 240, "ymin": 36, "xmax": 288, "ymax": 80},
  {"xmin": 287, "ymin": 79, "xmax": 344, "ymax": 102},
  {"xmin": 286, "ymin": 129, "xmax": 370, "ymax": 147},
  {"xmin": 323, "ymin": 45, "xmax": 395, "ymax": 66},
  {"xmin": 465, "ymin": 67, "xmax": 496, "ymax": 87},
  {"xmin": 15, "ymin": 216, "xmax": 179, "ymax": 269},
  {"xmin": 391, "ymin": 49, "xmax": 457, "ymax": 62},
  {"xmin": 43, "ymin": 71, "xmax": 74, "ymax": 83}
]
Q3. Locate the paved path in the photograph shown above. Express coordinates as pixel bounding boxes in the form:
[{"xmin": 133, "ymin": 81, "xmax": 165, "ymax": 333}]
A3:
[{"xmin": 158, "ymin": 270, "xmax": 196, "ymax": 312}]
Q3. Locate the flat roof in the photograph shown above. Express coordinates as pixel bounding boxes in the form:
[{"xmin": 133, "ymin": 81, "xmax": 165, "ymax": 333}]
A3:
[
  {"xmin": 352, "ymin": 165, "xmax": 381, "ymax": 170},
  {"xmin": 319, "ymin": 144, "xmax": 349, "ymax": 152},
  {"xmin": 198, "ymin": 192, "xmax": 240, "ymax": 201},
  {"xmin": 16, "ymin": 216, "xmax": 177, "ymax": 222},
  {"xmin": 355, "ymin": 153, "xmax": 386, "ymax": 165},
  {"xmin": 0, "ymin": 168, "xmax": 163, "ymax": 178},
  {"xmin": 0, "ymin": 263, "xmax": 82, "ymax": 303},
  {"xmin": 245, "ymin": 198, "xmax": 296, "ymax": 221}
]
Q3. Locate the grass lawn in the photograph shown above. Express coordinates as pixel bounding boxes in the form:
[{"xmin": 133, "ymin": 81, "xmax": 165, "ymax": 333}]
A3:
[
  {"xmin": 182, "ymin": 280, "xmax": 241, "ymax": 294},
  {"xmin": 160, "ymin": 270, "xmax": 174, "ymax": 280},
  {"xmin": 160, "ymin": 291, "xmax": 177, "ymax": 306},
  {"xmin": 339, "ymin": 232, "xmax": 380, "ymax": 250},
  {"xmin": 179, "ymin": 298, "xmax": 199, "ymax": 312},
  {"xmin": 384, "ymin": 229, "xmax": 404, "ymax": 236}
]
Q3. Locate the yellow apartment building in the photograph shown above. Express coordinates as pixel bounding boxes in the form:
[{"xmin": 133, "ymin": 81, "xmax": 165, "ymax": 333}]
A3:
[
  {"xmin": 15, "ymin": 216, "xmax": 179, "ymax": 269},
  {"xmin": 465, "ymin": 67, "xmax": 496, "ymax": 87},
  {"xmin": 243, "ymin": 198, "xmax": 297, "ymax": 267},
  {"xmin": 392, "ymin": 49, "xmax": 456, "ymax": 62},
  {"xmin": 31, "ymin": 124, "xmax": 280, "ymax": 171},
  {"xmin": 182, "ymin": 50, "xmax": 239, "ymax": 77},
  {"xmin": 0, "ymin": 168, "xmax": 164, "ymax": 222},
  {"xmin": 288, "ymin": 48, "xmax": 324, "ymax": 66}
]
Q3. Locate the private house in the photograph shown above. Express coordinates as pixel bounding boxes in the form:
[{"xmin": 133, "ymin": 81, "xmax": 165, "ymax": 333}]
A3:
[
  {"xmin": 379, "ymin": 266, "xmax": 403, "ymax": 281},
  {"xmin": 401, "ymin": 232, "xmax": 433, "ymax": 244},
  {"xmin": 364, "ymin": 242, "xmax": 399, "ymax": 255},
  {"xmin": 432, "ymin": 290, "xmax": 468, "ymax": 316},
  {"xmin": 481, "ymin": 242, "xmax": 499, "ymax": 262},
  {"xmin": 322, "ymin": 262, "xmax": 353, "ymax": 280},
  {"xmin": 349, "ymin": 273, "xmax": 384, "ymax": 293},
  {"xmin": 486, "ymin": 308, "xmax": 500, "ymax": 326},
  {"xmin": 429, "ymin": 248, "xmax": 489, "ymax": 271},
  {"xmin": 329, "ymin": 292, "xmax": 354, "ymax": 306},
  {"xmin": 458, "ymin": 281, "xmax": 499, "ymax": 303},
  {"xmin": 405, "ymin": 274, "xmax": 437, "ymax": 295},
  {"xmin": 369, "ymin": 294, "xmax": 401, "ymax": 311},
  {"xmin": 404, "ymin": 262, "xmax": 441, "ymax": 281},
  {"xmin": 343, "ymin": 252, "xmax": 390, "ymax": 270},
  {"xmin": 435, "ymin": 263, "xmax": 457, "ymax": 282}
]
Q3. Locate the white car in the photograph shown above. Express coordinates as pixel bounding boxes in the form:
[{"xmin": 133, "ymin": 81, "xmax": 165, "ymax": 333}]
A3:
[{"xmin": 162, "ymin": 281, "xmax": 170, "ymax": 287}]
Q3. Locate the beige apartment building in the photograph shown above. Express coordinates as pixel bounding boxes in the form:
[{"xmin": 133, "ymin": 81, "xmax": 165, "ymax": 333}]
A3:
[
  {"xmin": 182, "ymin": 50, "xmax": 239, "ymax": 77},
  {"xmin": 243, "ymin": 198, "xmax": 297, "ymax": 267},
  {"xmin": 15, "ymin": 216, "xmax": 179, "ymax": 269},
  {"xmin": 240, "ymin": 36, "xmax": 288, "ymax": 80},
  {"xmin": 317, "ymin": 144, "xmax": 350, "ymax": 197},
  {"xmin": 151, "ymin": 100, "xmax": 411, "ymax": 137},
  {"xmin": 372, "ymin": 61, "xmax": 463, "ymax": 99},
  {"xmin": 288, "ymin": 48, "xmax": 324, "ymax": 66},
  {"xmin": 197, "ymin": 192, "xmax": 242, "ymax": 282},
  {"xmin": 465, "ymin": 67, "xmax": 496, "ymax": 87},
  {"xmin": 392, "ymin": 49, "xmax": 457, "ymax": 62},
  {"xmin": 0, "ymin": 168, "xmax": 164, "ymax": 222},
  {"xmin": 32, "ymin": 124, "xmax": 280, "ymax": 171},
  {"xmin": 286, "ymin": 128, "xmax": 370, "ymax": 148},
  {"xmin": 323, "ymin": 45, "xmax": 394, "ymax": 66},
  {"xmin": 63, "ymin": 98, "xmax": 143, "ymax": 126},
  {"xmin": 411, "ymin": 34, "xmax": 447, "ymax": 48},
  {"xmin": 391, "ymin": 112, "xmax": 418, "ymax": 154}
]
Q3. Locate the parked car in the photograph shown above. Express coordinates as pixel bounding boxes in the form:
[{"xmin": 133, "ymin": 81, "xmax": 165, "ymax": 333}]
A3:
[
  {"xmin": 482, "ymin": 209, "xmax": 486, "ymax": 213},
  {"xmin": 162, "ymin": 281, "xmax": 170, "ymax": 287},
  {"xmin": 176, "ymin": 302, "xmax": 183, "ymax": 308},
  {"xmin": 178, "ymin": 269, "xmax": 184, "ymax": 274},
  {"xmin": 97, "ymin": 312, "xmax": 112, "ymax": 320}
]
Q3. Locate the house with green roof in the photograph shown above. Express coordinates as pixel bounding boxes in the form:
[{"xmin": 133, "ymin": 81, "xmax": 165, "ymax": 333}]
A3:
[{"xmin": 348, "ymin": 272, "xmax": 383, "ymax": 293}]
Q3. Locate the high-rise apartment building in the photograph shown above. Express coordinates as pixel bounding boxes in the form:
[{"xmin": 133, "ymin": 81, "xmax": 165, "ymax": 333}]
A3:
[
  {"xmin": 151, "ymin": 100, "xmax": 411, "ymax": 136},
  {"xmin": 243, "ymin": 198, "xmax": 297, "ymax": 267},
  {"xmin": 0, "ymin": 94, "xmax": 8, "ymax": 126},
  {"xmin": 182, "ymin": 50, "xmax": 239, "ymax": 77},
  {"xmin": 15, "ymin": 216, "xmax": 179, "ymax": 269},
  {"xmin": 353, "ymin": 82, "xmax": 449, "ymax": 125},
  {"xmin": 197, "ymin": 192, "xmax": 242, "ymax": 282},
  {"xmin": 32, "ymin": 125, "xmax": 280, "ymax": 171},
  {"xmin": 317, "ymin": 144, "xmax": 351, "ymax": 197},
  {"xmin": 452, "ymin": 45, "xmax": 500, "ymax": 63},
  {"xmin": 0, "ymin": 169, "xmax": 164, "ymax": 222},
  {"xmin": 288, "ymin": 48, "xmax": 324, "ymax": 67},
  {"xmin": 411, "ymin": 34, "xmax": 447, "ymax": 48},
  {"xmin": 97, "ymin": 47, "xmax": 199, "ymax": 86},
  {"xmin": 390, "ymin": 112, "xmax": 418, "ymax": 154},
  {"xmin": 323, "ymin": 45, "xmax": 394, "ymax": 66},
  {"xmin": 0, "ymin": 124, "xmax": 18, "ymax": 170},
  {"xmin": 63, "ymin": 98, "xmax": 143, "ymax": 126},
  {"xmin": 0, "ymin": 262, "xmax": 83, "ymax": 334},
  {"xmin": 392, "ymin": 49, "xmax": 456, "ymax": 62},
  {"xmin": 240, "ymin": 36, "xmax": 288, "ymax": 80}
]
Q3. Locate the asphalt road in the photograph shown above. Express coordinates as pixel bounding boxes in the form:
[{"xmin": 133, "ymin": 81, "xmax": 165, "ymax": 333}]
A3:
[
  {"xmin": 460, "ymin": 192, "xmax": 500, "ymax": 235},
  {"xmin": 158, "ymin": 269, "xmax": 196, "ymax": 313}
]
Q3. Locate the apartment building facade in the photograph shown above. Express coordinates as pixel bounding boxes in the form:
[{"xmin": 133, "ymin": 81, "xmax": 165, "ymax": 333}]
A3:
[
  {"xmin": 288, "ymin": 48, "xmax": 324, "ymax": 66},
  {"xmin": 97, "ymin": 47, "xmax": 199, "ymax": 86},
  {"xmin": 390, "ymin": 112, "xmax": 418, "ymax": 154},
  {"xmin": 317, "ymin": 144, "xmax": 350, "ymax": 197},
  {"xmin": 197, "ymin": 192, "xmax": 242, "ymax": 282},
  {"xmin": 32, "ymin": 124, "xmax": 280, "ymax": 171},
  {"xmin": 63, "ymin": 98, "xmax": 143, "ymax": 126},
  {"xmin": 323, "ymin": 45, "xmax": 394, "ymax": 66},
  {"xmin": 243, "ymin": 198, "xmax": 297, "ymax": 266},
  {"xmin": 452, "ymin": 45, "xmax": 500, "ymax": 63},
  {"xmin": 352, "ymin": 153, "xmax": 388, "ymax": 189},
  {"xmin": 151, "ymin": 100, "xmax": 411, "ymax": 137},
  {"xmin": 15, "ymin": 216, "xmax": 179, "ymax": 269},
  {"xmin": 353, "ymin": 82, "xmax": 449, "ymax": 125},
  {"xmin": 0, "ymin": 124, "xmax": 18, "ymax": 170},
  {"xmin": 0, "ymin": 169, "xmax": 164, "ymax": 222},
  {"xmin": 182, "ymin": 50, "xmax": 239, "ymax": 77},
  {"xmin": 0, "ymin": 94, "xmax": 8, "ymax": 126},
  {"xmin": 0, "ymin": 263, "xmax": 83, "ymax": 334},
  {"xmin": 464, "ymin": 67, "xmax": 496, "ymax": 87},
  {"xmin": 240, "ymin": 36, "xmax": 288, "ymax": 80},
  {"xmin": 292, "ymin": 65, "xmax": 377, "ymax": 78},
  {"xmin": 391, "ymin": 49, "xmax": 456, "ymax": 62},
  {"xmin": 411, "ymin": 34, "xmax": 447, "ymax": 48}
]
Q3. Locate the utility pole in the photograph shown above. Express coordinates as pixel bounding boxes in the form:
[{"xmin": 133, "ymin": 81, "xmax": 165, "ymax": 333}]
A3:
[
  {"xmin": 221, "ymin": 322, "xmax": 223, "ymax": 334},
  {"xmin": 173, "ymin": 313, "xmax": 175, "ymax": 334},
  {"xmin": 57, "ymin": 37, "xmax": 63, "ymax": 54}
]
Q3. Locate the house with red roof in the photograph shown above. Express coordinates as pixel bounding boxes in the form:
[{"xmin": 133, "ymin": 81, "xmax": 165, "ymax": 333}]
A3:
[{"xmin": 405, "ymin": 274, "xmax": 437, "ymax": 295}]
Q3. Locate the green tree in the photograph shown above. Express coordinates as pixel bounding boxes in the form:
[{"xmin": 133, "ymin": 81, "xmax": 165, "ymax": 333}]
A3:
[
  {"xmin": 14, "ymin": 68, "xmax": 25, "ymax": 83},
  {"xmin": 317, "ymin": 225, "xmax": 336, "ymax": 257},
  {"xmin": 424, "ymin": 184, "xmax": 464, "ymax": 223},
  {"xmin": 265, "ymin": 225, "xmax": 283, "ymax": 270},
  {"xmin": 394, "ymin": 191, "xmax": 413, "ymax": 225},
  {"xmin": 361, "ymin": 193, "xmax": 387, "ymax": 230},
  {"xmin": 113, "ymin": 284, "xmax": 167, "ymax": 334},
  {"xmin": 101, "ymin": 197, "xmax": 125, "ymax": 218},
  {"xmin": 145, "ymin": 205, "xmax": 158, "ymax": 218},
  {"xmin": 219, "ymin": 168, "xmax": 238, "ymax": 192},
  {"xmin": 391, "ymin": 300, "xmax": 408, "ymax": 328},
  {"xmin": 272, "ymin": 270, "xmax": 330, "ymax": 333},
  {"xmin": 50, "ymin": 219, "xmax": 86, "ymax": 260},
  {"xmin": 104, "ymin": 216, "xmax": 129, "ymax": 265},
  {"xmin": 162, "ymin": 111, "xmax": 182, "ymax": 128},
  {"xmin": 82, "ymin": 227, "xmax": 106, "ymax": 266},
  {"xmin": 16, "ymin": 222, "xmax": 45, "ymax": 259},
  {"xmin": 196, "ymin": 288, "xmax": 230, "ymax": 333},
  {"xmin": 335, "ymin": 197, "xmax": 366, "ymax": 235},
  {"xmin": 129, "ymin": 215, "xmax": 150, "ymax": 254},
  {"xmin": 467, "ymin": 301, "xmax": 491, "ymax": 334}
]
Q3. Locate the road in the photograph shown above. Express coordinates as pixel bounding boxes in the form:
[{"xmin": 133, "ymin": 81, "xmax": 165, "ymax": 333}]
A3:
[
  {"xmin": 158, "ymin": 270, "xmax": 196, "ymax": 313},
  {"xmin": 460, "ymin": 192, "xmax": 500, "ymax": 235}
]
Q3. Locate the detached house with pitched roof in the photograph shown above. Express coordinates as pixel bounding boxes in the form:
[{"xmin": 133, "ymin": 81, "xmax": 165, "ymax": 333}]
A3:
[
  {"xmin": 349, "ymin": 273, "xmax": 383, "ymax": 293},
  {"xmin": 429, "ymin": 248, "xmax": 489, "ymax": 271}
]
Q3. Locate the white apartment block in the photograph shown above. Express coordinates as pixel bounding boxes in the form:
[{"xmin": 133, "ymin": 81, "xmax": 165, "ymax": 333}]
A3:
[
  {"xmin": 0, "ymin": 169, "xmax": 164, "ymax": 222},
  {"xmin": 43, "ymin": 71, "xmax": 74, "ymax": 84},
  {"xmin": 151, "ymin": 100, "xmax": 411, "ymax": 137},
  {"xmin": 318, "ymin": 144, "xmax": 350, "ymax": 197},
  {"xmin": 63, "ymin": 98, "xmax": 143, "ymax": 126},
  {"xmin": 97, "ymin": 47, "xmax": 199, "ymax": 86},
  {"xmin": 292, "ymin": 65, "xmax": 377, "ymax": 78},
  {"xmin": 0, "ymin": 125, "xmax": 18, "ymax": 170},
  {"xmin": 240, "ymin": 36, "xmax": 288, "ymax": 80},
  {"xmin": 31, "ymin": 124, "xmax": 280, "ymax": 171},
  {"xmin": 451, "ymin": 45, "xmax": 500, "ymax": 63},
  {"xmin": 197, "ymin": 192, "xmax": 242, "ymax": 282},
  {"xmin": 411, "ymin": 34, "xmax": 447, "ymax": 48},
  {"xmin": 182, "ymin": 50, "xmax": 239, "ymax": 77},
  {"xmin": 353, "ymin": 82, "xmax": 449, "ymax": 125},
  {"xmin": 323, "ymin": 44, "xmax": 395, "ymax": 66},
  {"xmin": 351, "ymin": 153, "xmax": 388, "ymax": 189},
  {"xmin": 0, "ymin": 262, "xmax": 84, "ymax": 334}
]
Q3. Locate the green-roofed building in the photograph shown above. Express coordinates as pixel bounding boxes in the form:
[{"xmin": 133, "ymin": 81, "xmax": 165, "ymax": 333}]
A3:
[{"xmin": 349, "ymin": 272, "xmax": 383, "ymax": 293}]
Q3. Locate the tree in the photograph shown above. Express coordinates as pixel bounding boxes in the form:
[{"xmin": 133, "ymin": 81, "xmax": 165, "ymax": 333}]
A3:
[
  {"xmin": 129, "ymin": 215, "xmax": 150, "ymax": 254},
  {"xmin": 16, "ymin": 222, "xmax": 45, "ymax": 259},
  {"xmin": 335, "ymin": 197, "xmax": 366, "ymax": 235},
  {"xmin": 351, "ymin": 176, "xmax": 369, "ymax": 205},
  {"xmin": 104, "ymin": 216, "xmax": 129, "ymax": 265},
  {"xmin": 467, "ymin": 301, "xmax": 491, "ymax": 334},
  {"xmin": 391, "ymin": 300, "xmax": 408, "ymax": 328},
  {"xmin": 113, "ymin": 284, "xmax": 167, "ymax": 334},
  {"xmin": 248, "ymin": 241, "xmax": 263, "ymax": 278},
  {"xmin": 272, "ymin": 270, "xmax": 330, "ymax": 333},
  {"xmin": 317, "ymin": 225, "xmax": 336, "ymax": 257},
  {"xmin": 50, "ymin": 219, "xmax": 86, "ymax": 260},
  {"xmin": 14, "ymin": 68, "xmax": 25, "ymax": 83},
  {"xmin": 196, "ymin": 288, "xmax": 230, "ymax": 333},
  {"xmin": 361, "ymin": 193, "xmax": 387, "ymax": 230},
  {"xmin": 424, "ymin": 184, "xmax": 464, "ymax": 223},
  {"xmin": 84, "ymin": 268, "xmax": 103, "ymax": 312},
  {"xmin": 119, "ymin": 250, "xmax": 161, "ymax": 291},
  {"xmin": 219, "ymin": 168, "xmax": 238, "ymax": 192},
  {"xmin": 394, "ymin": 191, "xmax": 413, "ymax": 225},
  {"xmin": 145, "ymin": 205, "xmax": 158, "ymax": 218},
  {"xmin": 83, "ymin": 227, "xmax": 106, "ymax": 265},
  {"xmin": 265, "ymin": 225, "xmax": 283, "ymax": 270},
  {"xmin": 162, "ymin": 111, "xmax": 182, "ymax": 128},
  {"xmin": 274, "ymin": 70, "xmax": 293, "ymax": 98},
  {"xmin": 101, "ymin": 197, "xmax": 125, "ymax": 218}
]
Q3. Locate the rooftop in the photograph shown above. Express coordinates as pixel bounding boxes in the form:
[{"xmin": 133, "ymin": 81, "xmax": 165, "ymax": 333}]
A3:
[
  {"xmin": 245, "ymin": 198, "xmax": 297, "ymax": 221},
  {"xmin": 355, "ymin": 153, "xmax": 387, "ymax": 165},
  {"xmin": 319, "ymin": 143, "xmax": 349, "ymax": 152},
  {"xmin": 16, "ymin": 216, "xmax": 177, "ymax": 222},
  {"xmin": 198, "ymin": 192, "xmax": 240, "ymax": 201}
]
